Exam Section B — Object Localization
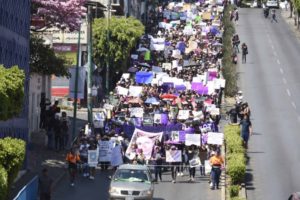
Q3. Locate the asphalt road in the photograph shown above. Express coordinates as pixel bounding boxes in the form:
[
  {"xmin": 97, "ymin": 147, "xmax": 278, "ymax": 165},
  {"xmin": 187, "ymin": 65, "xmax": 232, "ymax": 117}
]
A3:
[
  {"xmin": 236, "ymin": 8, "xmax": 300, "ymax": 200},
  {"xmin": 52, "ymin": 168, "xmax": 220, "ymax": 200}
]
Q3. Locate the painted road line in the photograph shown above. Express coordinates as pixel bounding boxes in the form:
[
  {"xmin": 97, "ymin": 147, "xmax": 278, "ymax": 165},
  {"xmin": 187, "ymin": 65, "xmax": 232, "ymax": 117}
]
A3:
[
  {"xmin": 277, "ymin": 59, "xmax": 281, "ymax": 65},
  {"xmin": 280, "ymin": 68, "xmax": 284, "ymax": 74},
  {"xmin": 292, "ymin": 102, "xmax": 297, "ymax": 109},
  {"xmin": 282, "ymin": 78, "xmax": 287, "ymax": 84},
  {"xmin": 286, "ymin": 89, "xmax": 291, "ymax": 97}
]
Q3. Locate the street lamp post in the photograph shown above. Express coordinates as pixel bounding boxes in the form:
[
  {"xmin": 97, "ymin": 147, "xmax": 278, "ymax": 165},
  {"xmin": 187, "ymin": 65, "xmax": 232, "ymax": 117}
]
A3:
[
  {"xmin": 87, "ymin": 4, "xmax": 93, "ymax": 125},
  {"xmin": 106, "ymin": 0, "xmax": 111, "ymax": 95},
  {"xmin": 72, "ymin": 23, "xmax": 81, "ymax": 141}
]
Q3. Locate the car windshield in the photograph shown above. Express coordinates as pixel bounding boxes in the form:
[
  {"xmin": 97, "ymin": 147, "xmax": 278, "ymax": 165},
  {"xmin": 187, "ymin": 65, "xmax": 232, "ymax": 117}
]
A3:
[{"xmin": 113, "ymin": 169, "xmax": 150, "ymax": 183}]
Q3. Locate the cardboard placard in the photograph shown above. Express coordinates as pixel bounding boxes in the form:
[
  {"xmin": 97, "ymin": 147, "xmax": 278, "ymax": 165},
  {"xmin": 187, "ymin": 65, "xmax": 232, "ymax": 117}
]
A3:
[{"xmin": 185, "ymin": 134, "xmax": 201, "ymax": 146}]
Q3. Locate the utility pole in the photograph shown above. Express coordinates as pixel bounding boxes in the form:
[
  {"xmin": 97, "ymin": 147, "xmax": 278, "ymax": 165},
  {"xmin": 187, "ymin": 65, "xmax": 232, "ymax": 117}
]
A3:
[
  {"xmin": 105, "ymin": 0, "xmax": 111, "ymax": 95},
  {"xmin": 72, "ymin": 23, "xmax": 81, "ymax": 141},
  {"xmin": 87, "ymin": 4, "xmax": 93, "ymax": 124}
]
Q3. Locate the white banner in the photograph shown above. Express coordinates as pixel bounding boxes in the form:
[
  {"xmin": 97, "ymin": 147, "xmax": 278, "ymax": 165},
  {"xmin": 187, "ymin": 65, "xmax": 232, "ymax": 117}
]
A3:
[
  {"xmin": 129, "ymin": 86, "xmax": 143, "ymax": 97},
  {"xmin": 207, "ymin": 132, "xmax": 224, "ymax": 145},
  {"xmin": 69, "ymin": 67, "xmax": 86, "ymax": 99},
  {"xmin": 185, "ymin": 134, "xmax": 201, "ymax": 146},
  {"xmin": 177, "ymin": 110, "xmax": 190, "ymax": 120},
  {"xmin": 189, "ymin": 157, "xmax": 201, "ymax": 168},
  {"xmin": 129, "ymin": 107, "xmax": 144, "ymax": 118},
  {"xmin": 166, "ymin": 150, "xmax": 182, "ymax": 162},
  {"xmin": 117, "ymin": 86, "xmax": 129, "ymax": 96}
]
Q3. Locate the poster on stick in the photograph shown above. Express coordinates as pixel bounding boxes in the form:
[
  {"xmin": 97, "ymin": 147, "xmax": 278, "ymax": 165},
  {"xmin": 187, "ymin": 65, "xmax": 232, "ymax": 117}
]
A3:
[
  {"xmin": 207, "ymin": 132, "xmax": 224, "ymax": 145},
  {"xmin": 166, "ymin": 150, "xmax": 182, "ymax": 162},
  {"xmin": 185, "ymin": 134, "xmax": 201, "ymax": 146}
]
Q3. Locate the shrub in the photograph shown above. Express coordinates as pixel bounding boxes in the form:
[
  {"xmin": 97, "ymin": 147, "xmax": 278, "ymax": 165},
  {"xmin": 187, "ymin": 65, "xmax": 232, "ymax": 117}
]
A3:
[
  {"xmin": 227, "ymin": 153, "xmax": 246, "ymax": 185},
  {"xmin": 229, "ymin": 185, "xmax": 240, "ymax": 197},
  {"xmin": 224, "ymin": 125, "xmax": 245, "ymax": 154},
  {"xmin": 0, "ymin": 165, "xmax": 8, "ymax": 200},
  {"xmin": 231, "ymin": 197, "xmax": 246, "ymax": 200},
  {"xmin": 0, "ymin": 137, "xmax": 26, "ymax": 199}
]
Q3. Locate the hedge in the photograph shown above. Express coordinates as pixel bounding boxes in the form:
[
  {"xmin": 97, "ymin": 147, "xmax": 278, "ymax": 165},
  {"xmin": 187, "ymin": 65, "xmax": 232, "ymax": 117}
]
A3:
[
  {"xmin": 0, "ymin": 137, "xmax": 26, "ymax": 199},
  {"xmin": 224, "ymin": 125, "xmax": 245, "ymax": 154},
  {"xmin": 227, "ymin": 153, "xmax": 246, "ymax": 185},
  {"xmin": 230, "ymin": 197, "xmax": 246, "ymax": 200},
  {"xmin": 0, "ymin": 165, "xmax": 8, "ymax": 200}
]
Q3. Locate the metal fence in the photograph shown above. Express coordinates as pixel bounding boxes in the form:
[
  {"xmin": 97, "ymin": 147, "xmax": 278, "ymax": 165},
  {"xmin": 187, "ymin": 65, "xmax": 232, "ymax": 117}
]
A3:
[{"xmin": 13, "ymin": 176, "xmax": 38, "ymax": 200}]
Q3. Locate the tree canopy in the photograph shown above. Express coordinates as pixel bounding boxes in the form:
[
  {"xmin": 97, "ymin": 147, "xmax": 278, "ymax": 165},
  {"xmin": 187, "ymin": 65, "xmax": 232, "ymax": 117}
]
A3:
[
  {"xmin": 30, "ymin": 35, "xmax": 70, "ymax": 77},
  {"xmin": 31, "ymin": 0, "xmax": 87, "ymax": 31},
  {"xmin": 0, "ymin": 65, "xmax": 25, "ymax": 121},
  {"xmin": 93, "ymin": 16, "xmax": 145, "ymax": 70}
]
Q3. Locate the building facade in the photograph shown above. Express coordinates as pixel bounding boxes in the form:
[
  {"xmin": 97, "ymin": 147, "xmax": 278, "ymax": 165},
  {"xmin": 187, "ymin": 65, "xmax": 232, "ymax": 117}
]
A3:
[{"xmin": 0, "ymin": 0, "xmax": 31, "ymax": 140}]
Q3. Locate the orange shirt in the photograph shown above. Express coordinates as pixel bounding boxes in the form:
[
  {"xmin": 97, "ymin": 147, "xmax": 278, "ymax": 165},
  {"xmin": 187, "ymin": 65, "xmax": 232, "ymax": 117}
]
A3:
[
  {"xmin": 209, "ymin": 155, "xmax": 224, "ymax": 166},
  {"xmin": 66, "ymin": 153, "xmax": 80, "ymax": 164}
]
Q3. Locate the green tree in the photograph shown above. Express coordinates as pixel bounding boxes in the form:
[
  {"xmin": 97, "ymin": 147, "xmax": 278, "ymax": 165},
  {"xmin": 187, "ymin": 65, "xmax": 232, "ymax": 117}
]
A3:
[
  {"xmin": 30, "ymin": 34, "xmax": 70, "ymax": 76},
  {"xmin": 0, "ymin": 65, "xmax": 25, "ymax": 120},
  {"xmin": 93, "ymin": 16, "xmax": 145, "ymax": 71},
  {"xmin": 0, "ymin": 137, "xmax": 25, "ymax": 199}
]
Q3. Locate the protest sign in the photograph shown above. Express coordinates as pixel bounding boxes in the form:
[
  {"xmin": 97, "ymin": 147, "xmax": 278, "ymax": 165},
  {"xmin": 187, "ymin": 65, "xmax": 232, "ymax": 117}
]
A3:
[
  {"xmin": 88, "ymin": 149, "xmax": 99, "ymax": 167},
  {"xmin": 126, "ymin": 129, "xmax": 163, "ymax": 160},
  {"xmin": 131, "ymin": 54, "xmax": 138, "ymax": 60},
  {"xmin": 166, "ymin": 150, "xmax": 182, "ymax": 162},
  {"xmin": 205, "ymin": 160, "xmax": 211, "ymax": 175},
  {"xmin": 152, "ymin": 66, "xmax": 163, "ymax": 73},
  {"xmin": 189, "ymin": 157, "xmax": 201, "ymax": 167},
  {"xmin": 121, "ymin": 73, "xmax": 130, "ymax": 80},
  {"xmin": 111, "ymin": 145, "xmax": 124, "ymax": 167},
  {"xmin": 98, "ymin": 140, "xmax": 114, "ymax": 162},
  {"xmin": 135, "ymin": 71, "xmax": 153, "ymax": 84},
  {"xmin": 104, "ymin": 104, "xmax": 114, "ymax": 110},
  {"xmin": 129, "ymin": 107, "xmax": 144, "ymax": 118},
  {"xmin": 162, "ymin": 63, "xmax": 172, "ymax": 70},
  {"xmin": 185, "ymin": 134, "xmax": 201, "ymax": 146},
  {"xmin": 177, "ymin": 110, "xmax": 190, "ymax": 120},
  {"xmin": 117, "ymin": 86, "xmax": 129, "ymax": 96},
  {"xmin": 210, "ymin": 108, "xmax": 220, "ymax": 116},
  {"xmin": 207, "ymin": 132, "xmax": 224, "ymax": 145},
  {"xmin": 129, "ymin": 86, "xmax": 143, "ymax": 97},
  {"xmin": 170, "ymin": 131, "xmax": 180, "ymax": 142}
]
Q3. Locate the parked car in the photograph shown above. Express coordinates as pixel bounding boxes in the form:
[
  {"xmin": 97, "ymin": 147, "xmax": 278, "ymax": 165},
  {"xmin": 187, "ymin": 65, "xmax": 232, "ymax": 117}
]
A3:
[
  {"xmin": 109, "ymin": 164, "xmax": 154, "ymax": 200},
  {"xmin": 266, "ymin": 0, "xmax": 279, "ymax": 8}
]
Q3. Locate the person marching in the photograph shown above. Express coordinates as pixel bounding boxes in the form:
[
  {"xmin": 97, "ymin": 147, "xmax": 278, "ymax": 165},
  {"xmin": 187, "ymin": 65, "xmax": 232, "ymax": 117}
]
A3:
[
  {"xmin": 239, "ymin": 114, "xmax": 253, "ymax": 149},
  {"xmin": 151, "ymin": 146, "xmax": 164, "ymax": 182},
  {"xmin": 209, "ymin": 150, "xmax": 224, "ymax": 190},
  {"xmin": 66, "ymin": 148, "xmax": 81, "ymax": 186}
]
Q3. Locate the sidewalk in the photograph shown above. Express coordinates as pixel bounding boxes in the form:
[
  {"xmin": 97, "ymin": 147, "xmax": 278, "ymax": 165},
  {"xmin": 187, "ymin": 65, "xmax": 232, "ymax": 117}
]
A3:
[
  {"xmin": 10, "ymin": 130, "xmax": 67, "ymax": 199},
  {"xmin": 280, "ymin": 8, "xmax": 300, "ymax": 39}
]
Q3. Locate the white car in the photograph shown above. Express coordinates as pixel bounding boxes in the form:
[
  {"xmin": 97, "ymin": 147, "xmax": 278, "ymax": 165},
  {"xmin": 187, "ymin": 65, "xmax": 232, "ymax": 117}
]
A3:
[{"xmin": 266, "ymin": 0, "xmax": 279, "ymax": 8}]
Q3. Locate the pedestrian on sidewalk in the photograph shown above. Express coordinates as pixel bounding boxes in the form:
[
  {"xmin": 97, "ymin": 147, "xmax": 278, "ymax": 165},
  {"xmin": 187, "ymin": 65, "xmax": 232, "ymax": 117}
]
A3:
[
  {"xmin": 39, "ymin": 168, "xmax": 53, "ymax": 200},
  {"xmin": 241, "ymin": 43, "xmax": 248, "ymax": 63},
  {"xmin": 209, "ymin": 150, "xmax": 224, "ymax": 190},
  {"xmin": 239, "ymin": 114, "xmax": 253, "ymax": 149},
  {"xmin": 60, "ymin": 111, "xmax": 70, "ymax": 149},
  {"xmin": 53, "ymin": 114, "xmax": 63, "ymax": 152},
  {"xmin": 66, "ymin": 148, "xmax": 81, "ymax": 186}
]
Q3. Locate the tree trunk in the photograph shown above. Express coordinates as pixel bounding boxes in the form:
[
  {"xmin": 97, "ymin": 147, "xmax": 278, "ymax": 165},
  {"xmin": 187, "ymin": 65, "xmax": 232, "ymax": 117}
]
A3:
[
  {"xmin": 289, "ymin": 2, "xmax": 293, "ymax": 18},
  {"xmin": 298, "ymin": 11, "xmax": 300, "ymax": 29}
]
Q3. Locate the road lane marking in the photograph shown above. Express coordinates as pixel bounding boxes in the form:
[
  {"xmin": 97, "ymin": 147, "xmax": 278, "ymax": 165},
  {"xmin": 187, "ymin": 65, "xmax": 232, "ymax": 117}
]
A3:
[
  {"xmin": 286, "ymin": 89, "xmax": 291, "ymax": 97},
  {"xmin": 292, "ymin": 102, "xmax": 297, "ymax": 109},
  {"xmin": 282, "ymin": 78, "xmax": 287, "ymax": 84},
  {"xmin": 271, "ymin": 44, "xmax": 274, "ymax": 50},
  {"xmin": 280, "ymin": 68, "xmax": 284, "ymax": 74},
  {"xmin": 277, "ymin": 59, "xmax": 281, "ymax": 65}
]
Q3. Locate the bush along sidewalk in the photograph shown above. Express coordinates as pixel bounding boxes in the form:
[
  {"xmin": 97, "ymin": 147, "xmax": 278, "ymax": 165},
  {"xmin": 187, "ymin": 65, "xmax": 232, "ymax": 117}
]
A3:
[
  {"xmin": 0, "ymin": 137, "xmax": 26, "ymax": 200},
  {"xmin": 222, "ymin": 4, "xmax": 238, "ymax": 97},
  {"xmin": 224, "ymin": 124, "xmax": 246, "ymax": 200}
]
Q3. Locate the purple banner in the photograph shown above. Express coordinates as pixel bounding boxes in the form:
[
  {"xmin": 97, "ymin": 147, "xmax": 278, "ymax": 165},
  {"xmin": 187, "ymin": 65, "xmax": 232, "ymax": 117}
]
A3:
[
  {"xmin": 179, "ymin": 131, "xmax": 186, "ymax": 142},
  {"xmin": 175, "ymin": 85, "xmax": 186, "ymax": 91},
  {"xmin": 191, "ymin": 82, "xmax": 203, "ymax": 91}
]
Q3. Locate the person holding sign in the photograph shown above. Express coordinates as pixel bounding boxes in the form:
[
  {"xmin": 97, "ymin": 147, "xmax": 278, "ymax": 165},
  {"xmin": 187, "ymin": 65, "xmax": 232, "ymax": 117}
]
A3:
[
  {"xmin": 187, "ymin": 146, "xmax": 198, "ymax": 182},
  {"xmin": 151, "ymin": 146, "xmax": 164, "ymax": 182},
  {"xmin": 209, "ymin": 150, "xmax": 224, "ymax": 190}
]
